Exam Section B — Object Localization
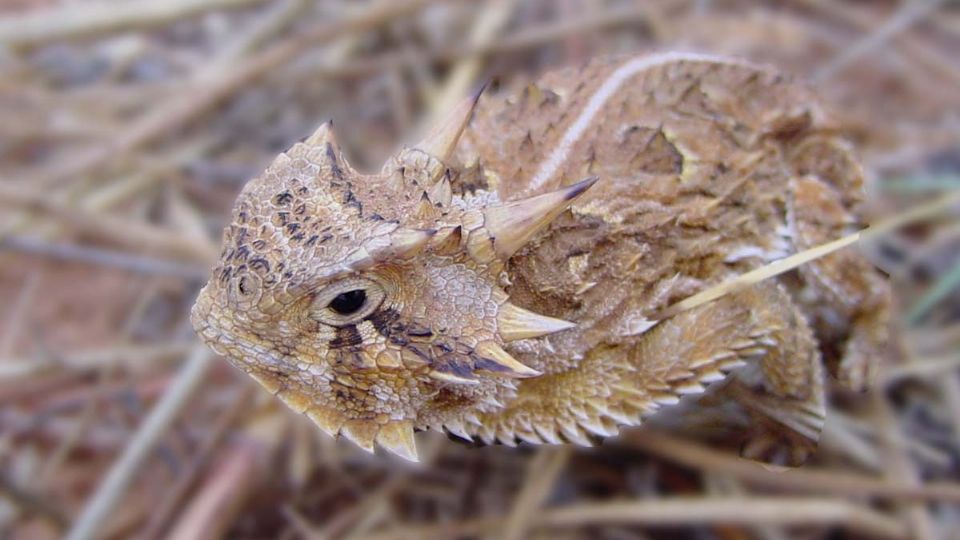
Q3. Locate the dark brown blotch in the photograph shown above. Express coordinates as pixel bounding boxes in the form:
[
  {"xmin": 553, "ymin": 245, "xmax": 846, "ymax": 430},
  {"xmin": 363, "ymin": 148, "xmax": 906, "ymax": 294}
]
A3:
[
  {"xmin": 249, "ymin": 257, "xmax": 270, "ymax": 275},
  {"xmin": 273, "ymin": 191, "xmax": 294, "ymax": 206},
  {"xmin": 434, "ymin": 358, "xmax": 476, "ymax": 381},
  {"xmin": 367, "ymin": 308, "xmax": 402, "ymax": 337},
  {"xmin": 330, "ymin": 325, "xmax": 363, "ymax": 349},
  {"xmin": 326, "ymin": 143, "xmax": 344, "ymax": 181},
  {"xmin": 473, "ymin": 357, "xmax": 511, "ymax": 373}
]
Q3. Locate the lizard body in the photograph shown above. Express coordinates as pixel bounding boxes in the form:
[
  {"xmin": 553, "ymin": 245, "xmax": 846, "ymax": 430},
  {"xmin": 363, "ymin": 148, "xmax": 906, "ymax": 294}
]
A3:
[{"xmin": 192, "ymin": 53, "xmax": 891, "ymax": 464}]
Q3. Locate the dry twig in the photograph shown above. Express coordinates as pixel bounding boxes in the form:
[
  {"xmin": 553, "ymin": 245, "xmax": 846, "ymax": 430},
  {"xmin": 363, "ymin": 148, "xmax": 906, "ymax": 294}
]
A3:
[{"xmin": 64, "ymin": 346, "xmax": 214, "ymax": 540}]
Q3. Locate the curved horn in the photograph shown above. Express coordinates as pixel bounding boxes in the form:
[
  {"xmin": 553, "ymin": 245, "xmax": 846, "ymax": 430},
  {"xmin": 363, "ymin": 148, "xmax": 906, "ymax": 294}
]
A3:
[
  {"xmin": 415, "ymin": 83, "xmax": 486, "ymax": 163},
  {"xmin": 300, "ymin": 120, "xmax": 358, "ymax": 176},
  {"xmin": 498, "ymin": 302, "xmax": 576, "ymax": 342},
  {"xmin": 480, "ymin": 176, "xmax": 599, "ymax": 260}
]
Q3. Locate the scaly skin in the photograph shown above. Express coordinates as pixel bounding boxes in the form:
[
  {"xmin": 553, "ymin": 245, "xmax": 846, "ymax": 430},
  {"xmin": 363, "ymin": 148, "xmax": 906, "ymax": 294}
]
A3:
[{"xmin": 191, "ymin": 53, "xmax": 891, "ymax": 465}]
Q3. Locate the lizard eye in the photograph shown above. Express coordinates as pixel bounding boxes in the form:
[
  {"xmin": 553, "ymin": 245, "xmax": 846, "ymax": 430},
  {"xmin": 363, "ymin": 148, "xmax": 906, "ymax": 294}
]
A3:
[
  {"xmin": 310, "ymin": 277, "xmax": 385, "ymax": 326},
  {"xmin": 329, "ymin": 290, "xmax": 366, "ymax": 315},
  {"xmin": 229, "ymin": 273, "xmax": 262, "ymax": 306}
]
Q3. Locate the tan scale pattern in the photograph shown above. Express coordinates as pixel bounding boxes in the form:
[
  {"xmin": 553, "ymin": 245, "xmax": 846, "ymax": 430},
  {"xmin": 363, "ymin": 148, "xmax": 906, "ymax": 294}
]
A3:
[{"xmin": 193, "ymin": 53, "xmax": 891, "ymax": 465}]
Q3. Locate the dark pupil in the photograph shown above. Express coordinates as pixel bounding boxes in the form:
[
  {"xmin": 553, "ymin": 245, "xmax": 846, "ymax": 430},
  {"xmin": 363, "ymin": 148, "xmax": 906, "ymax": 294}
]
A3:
[{"xmin": 328, "ymin": 289, "xmax": 367, "ymax": 315}]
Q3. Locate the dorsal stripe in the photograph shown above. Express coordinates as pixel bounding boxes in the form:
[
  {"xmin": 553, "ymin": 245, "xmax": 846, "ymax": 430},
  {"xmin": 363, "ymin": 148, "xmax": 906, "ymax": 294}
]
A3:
[{"xmin": 526, "ymin": 52, "xmax": 750, "ymax": 194}]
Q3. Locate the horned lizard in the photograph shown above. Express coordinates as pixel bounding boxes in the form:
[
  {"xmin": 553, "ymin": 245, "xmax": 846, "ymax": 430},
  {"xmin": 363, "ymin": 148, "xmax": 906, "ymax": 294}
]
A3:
[{"xmin": 191, "ymin": 53, "xmax": 892, "ymax": 465}]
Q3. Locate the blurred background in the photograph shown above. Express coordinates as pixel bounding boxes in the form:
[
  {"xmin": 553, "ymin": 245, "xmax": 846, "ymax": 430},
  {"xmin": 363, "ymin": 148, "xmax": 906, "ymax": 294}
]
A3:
[{"xmin": 1, "ymin": 0, "xmax": 959, "ymax": 538}]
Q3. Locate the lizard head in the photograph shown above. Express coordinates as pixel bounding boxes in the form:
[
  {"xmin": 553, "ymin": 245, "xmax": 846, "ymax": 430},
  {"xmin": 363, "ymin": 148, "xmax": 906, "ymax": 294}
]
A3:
[{"xmin": 191, "ymin": 92, "xmax": 596, "ymax": 460}]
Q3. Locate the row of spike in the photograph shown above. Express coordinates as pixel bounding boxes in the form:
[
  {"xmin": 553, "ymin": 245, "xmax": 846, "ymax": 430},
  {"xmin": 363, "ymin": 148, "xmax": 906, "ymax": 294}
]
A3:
[
  {"xmin": 248, "ymin": 372, "xmax": 422, "ymax": 461},
  {"xmin": 446, "ymin": 342, "xmax": 763, "ymax": 449},
  {"xmin": 411, "ymin": 81, "xmax": 600, "ymax": 264},
  {"xmin": 351, "ymin": 323, "xmax": 758, "ymax": 459},
  {"xmin": 364, "ymin": 173, "xmax": 598, "ymax": 266}
]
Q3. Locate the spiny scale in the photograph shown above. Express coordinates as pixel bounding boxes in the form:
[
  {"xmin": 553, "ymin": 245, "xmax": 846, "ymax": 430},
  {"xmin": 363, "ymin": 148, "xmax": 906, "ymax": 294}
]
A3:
[
  {"xmin": 415, "ymin": 82, "xmax": 486, "ymax": 164},
  {"xmin": 474, "ymin": 341, "xmax": 541, "ymax": 377},
  {"xmin": 481, "ymin": 176, "xmax": 599, "ymax": 260},
  {"xmin": 375, "ymin": 420, "xmax": 419, "ymax": 462},
  {"xmin": 497, "ymin": 302, "xmax": 576, "ymax": 342}
]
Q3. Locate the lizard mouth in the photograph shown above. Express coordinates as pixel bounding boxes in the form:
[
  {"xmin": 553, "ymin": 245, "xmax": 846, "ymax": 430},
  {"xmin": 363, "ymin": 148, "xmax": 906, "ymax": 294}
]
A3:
[{"xmin": 190, "ymin": 287, "xmax": 227, "ymax": 354}]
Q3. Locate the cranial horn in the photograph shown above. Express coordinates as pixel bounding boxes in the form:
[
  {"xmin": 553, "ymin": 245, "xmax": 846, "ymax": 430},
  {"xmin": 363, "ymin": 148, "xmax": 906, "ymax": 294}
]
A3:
[
  {"xmin": 430, "ymin": 225, "xmax": 463, "ymax": 255},
  {"xmin": 473, "ymin": 341, "xmax": 541, "ymax": 378},
  {"xmin": 415, "ymin": 83, "xmax": 487, "ymax": 163},
  {"xmin": 300, "ymin": 120, "xmax": 357, "ymax": 175},
  {"xmin": 428, "ymin": 369, "xmax": 479, "ymax": 385},
  {"xmin": 426, "ymin": 175, "xmax": 453, "ymax": 207},
  {"xmin": 498, "ymin": 302, "xmax": 576, "ymax": 342},
  {"xmin": 482, "ymin": 176, "xmax": 599, "ymax": 260},
  {"xmin": 380, "ymin": 228, "xmax": 437, "ymax": 260},
  {"xmin": 348, "ymin": 228, "xmax": 436, "ymax": 271},
  {"xmin": 303, "ymin": 120, "xmax": 337, "ymax": 146}
]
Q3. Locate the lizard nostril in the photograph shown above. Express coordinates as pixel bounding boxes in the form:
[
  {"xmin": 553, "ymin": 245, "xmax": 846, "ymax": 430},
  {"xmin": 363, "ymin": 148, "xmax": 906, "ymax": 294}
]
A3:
[{"xmin": 328, "ymin": 289, "xmax": 367, "ymax": 315}]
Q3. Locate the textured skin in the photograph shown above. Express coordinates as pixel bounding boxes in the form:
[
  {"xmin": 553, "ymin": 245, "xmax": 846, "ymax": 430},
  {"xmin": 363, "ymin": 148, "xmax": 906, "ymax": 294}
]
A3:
[{"xmin": 192, "ymin": 53, "xmax": 891, "ymax": 464}]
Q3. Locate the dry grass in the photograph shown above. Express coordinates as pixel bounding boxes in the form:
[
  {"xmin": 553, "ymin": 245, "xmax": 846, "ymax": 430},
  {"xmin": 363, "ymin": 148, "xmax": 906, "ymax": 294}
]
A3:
[{"xmin": 1, "ymin": 1, "xmax": 959, "ymax": 539}]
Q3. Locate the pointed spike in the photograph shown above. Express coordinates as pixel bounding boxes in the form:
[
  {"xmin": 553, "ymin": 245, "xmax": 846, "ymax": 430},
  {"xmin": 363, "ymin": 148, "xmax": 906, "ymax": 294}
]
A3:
[
  {"xmin": 653, "ymin": 393, "xmax": 681, "ymax": 406},
  {"xmin": 607, "ymin": 407, "xmax": 638, "ymax": 426},
  {"xmin": 601, "ymin": 415, "xmax": 619, "ymax": 435},
  {"xmin": 478, "ymin": 426, "xmax": 497, "ymax": 445},
  {"xmin": 480, "ymin": 394, "xmax": 504, "ymax": 410},
  {"xmin": 460, "ymin": 209, "xmax": 485, "ymax": 232},
  {"xmin": 612, "ymin": 382, "xmax": 647, "ymax": 398},
  {"xmin": 376, "ymin": 421, "xmax": 419, "ymax": 462},
  {"xmin": 699, "ymin": 369, "xmax": 727, "ymax": 383},
  {"xmin": 558, "ymin": 420, "xmax": 593, "ymax": 447},
  {"xmin": 431, "ymin": 226, "xmax": 462, "ymax": 255},
  {"xmin": 297, "ymin": 120, "xmax": 360, "ymax": 177},
  {"xmin": 286, "ymin": 121, "xmax": 359, "ymax": 183},
  {"xmin": 579, "ymin": 414, "xmax": 618, "ymax": 437},
  {"xmin": 514, "ymin": 415, "xmax": 533, "ymax": 433},
  {"xmin": 248, "ymin": 371, "xmax": 283, "ymax": 394},
  {"xmin": 277, "ymin": 389, "xmax": 311, "ymax": 413},
  {"xmin": 533, "ymin": 422, "xmax": 563, "ymax": 445},
  {"xmin": 416, "ymin": 83, "xmax": 486, "ymax": 162},
  {"xmin": 674, "ymin": 381, "xmax": 705, "ymax": 395},
  {"xmin": 426, "ymin": 176, "xmax": 453, "ymax": 207},
  {"xmin": 568, "ymin": 403, "xmax": 591, "ymax": 422},
  {"xmin": 498, "ymin": 302, "xmax": 576, "ymax": 342},
  {"xmin": 340, "ymin": 419, "xmax": 379, "ymax": 453},
  {"xmin": 497, "ymin": 428, "xmax": 519, "ymax": 447},
  {"xmin": 428, "ymin": 369, "xmax": 480, "ymax": 385},
  {"xmin": 482, "ymin": 176, "xmax": 599, "ymax": 259},
  {"xmin": 415, "ymin": 192, "xmax": 436, "ymax": 219},
  {"xmin": 586, "ymin": 401, "xmax": 633, "ymax": 426},
  {"xmin": 516, "ymin": 429, "xmax": 543, "ymax": 445},
  {"xmin": 465, "ymin": 230, "xmax": 497, "ymax": 263},
  {"xmin": 302, "ymin": 120, "xmax": 337, "ymax": 147},
  {"xmin": 444, "ymin": 419, "xmax": 473, "ymax": 441},
  {"xmin": 377, "ymin": 228, "xmax": 437, "ymax": 261},
  {"xmin": 473, "ymin": 341, "xmax": 541, "ymax": 378},
  {"xmin": 307, "ymin": 407, "xmax": 346, "ymax": 439}
]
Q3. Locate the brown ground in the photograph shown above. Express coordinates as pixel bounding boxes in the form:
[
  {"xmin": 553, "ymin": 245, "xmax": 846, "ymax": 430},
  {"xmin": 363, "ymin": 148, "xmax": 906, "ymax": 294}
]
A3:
[{"xmin": 1, "ymin": 1, "xmax": 959, "ymax": 539}]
